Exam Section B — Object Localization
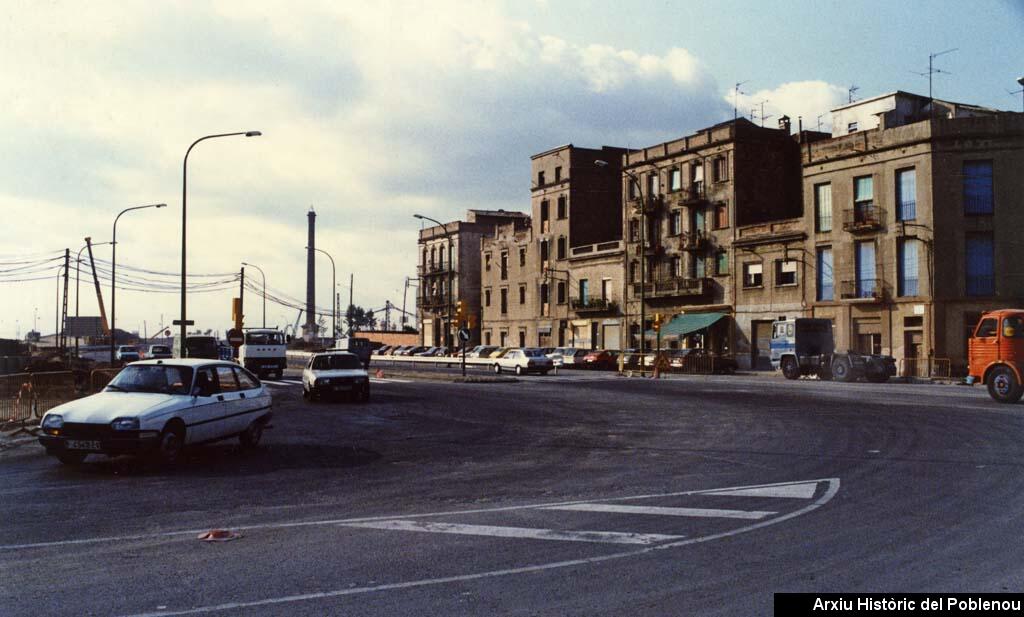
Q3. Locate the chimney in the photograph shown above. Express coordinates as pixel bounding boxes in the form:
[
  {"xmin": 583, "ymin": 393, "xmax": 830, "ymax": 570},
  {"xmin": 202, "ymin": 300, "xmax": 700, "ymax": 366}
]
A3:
[
  {"xmin": 778, "ymin": 115, "xmax": 791, "ymax": 133},
  {"xmin": 304, "ymin": 208, "xmax": 318, "ymax": 340}
]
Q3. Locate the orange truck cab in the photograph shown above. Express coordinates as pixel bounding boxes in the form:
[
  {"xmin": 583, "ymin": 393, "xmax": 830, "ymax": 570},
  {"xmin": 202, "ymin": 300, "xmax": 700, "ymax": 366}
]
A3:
[{"xmin": 968, "ymin": 309, "xmax": 1024, "ymax": 403}]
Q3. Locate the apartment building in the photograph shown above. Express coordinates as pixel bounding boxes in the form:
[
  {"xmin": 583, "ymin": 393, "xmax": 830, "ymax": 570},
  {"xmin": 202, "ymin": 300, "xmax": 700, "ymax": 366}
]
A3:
[
  {"xmin": 621, "ymin": 118, "xmax": 802, "ymax": 357},
  {"xmin": 417, "ymin": 209, "xmax": 529, "ymax": 348},
  {"xmin": 480, "ymin": 144, "xmax": 627, "ymax": 348},
  {"xmin": 801, "ymin": 92, "xmax": 1024, "ymax": 373}
]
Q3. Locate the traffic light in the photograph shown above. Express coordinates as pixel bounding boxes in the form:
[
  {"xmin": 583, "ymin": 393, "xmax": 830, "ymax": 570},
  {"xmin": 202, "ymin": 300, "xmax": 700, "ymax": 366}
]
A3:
[
  {"xmin": 455, "ymin": 300, "xmax": 464, "ymax": 323},
  {"xmin": 653, "ymin": 313, "xmax": 662, "ymax": 332}
]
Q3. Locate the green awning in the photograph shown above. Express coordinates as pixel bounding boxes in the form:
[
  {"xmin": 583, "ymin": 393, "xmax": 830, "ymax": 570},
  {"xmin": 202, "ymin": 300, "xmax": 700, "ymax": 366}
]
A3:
[{"xmin": 645, "ymin": 312, "xmax": 727, "ymax": 337}]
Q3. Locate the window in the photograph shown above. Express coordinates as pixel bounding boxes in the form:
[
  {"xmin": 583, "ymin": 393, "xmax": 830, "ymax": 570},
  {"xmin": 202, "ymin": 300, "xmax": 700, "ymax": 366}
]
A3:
[
  {"xmin": 975, "ymin": 318, "xmax": 998, "ymax": 338},
  {"xmin": 537, "ymin": 170, "xmax": 546, "ymax": 186},
  {"xmin": 484, "ymin": 289, "xmax": 491, "ymax": 307},
  {"xmin": 670, "ymin": 168, "xmax": 682, "ymax": 191},
  {"xmin": 898, "ymin": 239, "xmax": 919, "ymax": 297},
  {"xmin": 557, "ymin": 281, "xmax": 566, "ymax": 304},
  {"xmin": 855, "ymin": 241, "xmax": 877, "ymax": 297},
  {"xmin": 430, "ymin": 247, "xmax": 436, "ymax": 267},
  {"xmin": 743, "ymin": 263, "xmax": 763, "ymax": 288},
  {"xmin": 671, "ymin": 255, "xmax": 682, "ymax": 278},
  {"xmin": 692, "ymin": 255, "xmax": 706, "ymax": 279},
  {"xmin": 896, "ymin": 168, "xmax": 916, "ymax": 221},
  {"xmin": 579, "ymin": 279, "xmax": 589, "ymax": 304},
  {"xmin": 557, "ymin": 195, "xmax": 567, "ymax": 219},
  {"xmin": 848, "ymin": 121, "xmax": 858, "ymax": 133},
  {"xmin": 519, "ymin": 285, "xmax": 526, "ymax": 305},
  {"xmin": 817, "ymin": 247, "xmax": 833, "ymax": 301},
  {"xmin": 601, "ymin": 279, "xmax": 612, "ymax": 301},
  {"xmin": 216, "ymin": 366, "xmax": 239, "ymax": 392},
  {"xmin": 713, "ymin": 156, "xmax": 728, "ymax": 182},
  {"xmin": 691, "ymin": 161, "xmax": 704, "ymax": 186},
  {"xmin": 854, "ymin": 175, "xmax": 873, "ymax": 210},
  {"xmin": 540, "ymin": 200, "xmax": 550, "ymax": 231},
  {"xmin": 519, "ymin": 247, "xmax": 526, "ymax": 267},
  {"xmin": 815, "ymin": 183, "xmax": 832, "ymax": 232},
  {"xmin": 627, "ymin": 178, "xmax": 639, "ymax": 199},
  {"xmin": 422, "ymin": 249, "xmax": 427, "ymax": 267},
  {"xmin": 484, "ymin": 331, "xmax": 492, "ymax": 345},
  {"xmin": 554, "ymin": 166, "xmax": 562, "ymax": 183},
  {"xmin": 629, "ymin": 220, "xmax": 640, "ymax": 242},
  {"xmin": 500, "ymin": 251, "xmax": 508, "ymax": 280},
  {"xmin": 646, "ymin": 172, "xmax": 659, "ymax": 196},
  {"xmin": 964, "ymin": 160, "xmax": 993, "ymax": 215},
  {"xmin": 484, "ymin": 253, "xmax": 491, "ymax": 272},
  {"xmin": 540, "ymin": 283, "xmax": 549, "ymax": 304},
  {"xmin": 670, "ymin": 211, "xmax": 682, "ymax": 235},
  {"xmin": 519, "ymin": 330, "xmax": 526, "ymax": 347},
  {"xmin": 715, "ymin": 250, "xmax": 729, "ymax": 276},
  {"xmin": 500, "ymin": 288, "xmax": 508, "ymax": 314},
  {"xmin": 966, "ymin": 233, "xmax": 994, "ymax": 296},
  {"xmin": 629, "ymin": 261, "xmax": 639, "ymax": 283},
  {"xmin": 557, "ymin": 236, "xmax": 567, "ymax": 260},
  {"xmin": 775, "ymin": 260, "xmax": 798, "ymax": 286},
  {"xmin": 1004, "ymin": 316, "xmax": 1024, "ymax": 338},
  {"xmin": 540, "ymin": 240, "xmax": 549, "ymax": 263},
  {"xmin": 714, "ymin": 203, "xmax": 729, "ymax": 229},
  {"xmin": 693, "ymin": 207, "xmax": 706, "ymax": 233}
]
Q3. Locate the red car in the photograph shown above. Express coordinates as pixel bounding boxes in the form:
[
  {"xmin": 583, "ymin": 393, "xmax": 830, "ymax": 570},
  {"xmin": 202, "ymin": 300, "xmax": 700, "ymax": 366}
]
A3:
[{"xmin": 581, "ymin": 349, "xmax": 617, "ymax": 370}]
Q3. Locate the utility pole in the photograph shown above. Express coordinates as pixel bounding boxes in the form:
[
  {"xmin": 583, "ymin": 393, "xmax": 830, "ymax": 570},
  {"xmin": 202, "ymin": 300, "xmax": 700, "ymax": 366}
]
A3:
[
  {"xmin": 348, "ymin": 273, "xmax": 354, "ymax": 336},
  {"xmin": 239, "ymin": 266, "xmax": 245, "ymax": 329},
  {"xmin": 61, "ymin": 248, "xmax": 70, "ymax": 353}
]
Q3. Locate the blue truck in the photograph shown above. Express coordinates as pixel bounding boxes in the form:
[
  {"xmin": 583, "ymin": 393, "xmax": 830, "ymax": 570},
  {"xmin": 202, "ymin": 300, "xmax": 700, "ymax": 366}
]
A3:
[{"xmin": 770, "ymin": 318, "xmax": 896, "ymax": 383}]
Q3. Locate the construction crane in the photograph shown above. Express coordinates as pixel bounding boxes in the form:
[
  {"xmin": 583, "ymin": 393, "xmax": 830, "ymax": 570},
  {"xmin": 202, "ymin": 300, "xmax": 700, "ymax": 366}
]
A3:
[{"xmin": 85, "ymin": 237, "xmax": 111, "ymax": 337}]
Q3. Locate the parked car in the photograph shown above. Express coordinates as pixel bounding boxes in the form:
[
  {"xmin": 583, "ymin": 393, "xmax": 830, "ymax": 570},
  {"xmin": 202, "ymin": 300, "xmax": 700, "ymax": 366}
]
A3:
[
  {"xmin": 619, "ymin": 348, "xmax": 642, "ymax": 369},
  {"xmin": 115, "ymin": 345, "xmax": 140, "ymax": 362},
  {"xmin": 146, "ymin": 344, "xmax": 172, "ymax": 359},
  {"xmin": 302, "ymin": 351, "xmax": 370, "ymax": 402},
  {"xmin": 467, "ymin": 346, "xmax": 498, "ymax": 358},
  {"xmin": 581, "ymin": 349, "xmax": 617, "ymax": 370},
  {"xmin": 968, "ymin": 309, "xmax": 1024, "ymax": 403},
  {"xmin": 492, "ymin": 348, "xmax": 553, "ymax": 375},
  {"xmin": 413, "ymin": 346, "xmax": 439, "ymax": 356},
  {"xmin": 558, "ymin": 348, "xmax": 588, "ymax": 366},
  {"xmin": 403, "ymin": 346, "xmax": 428, "ymax": 356},
  {"xmin": 487, "ymin": 347, "xmax": 511, "ymax": 358},
  {"xmin": 375, "ymin": 345, "xmax": 393, "ymax": 356},
  {"xmin": 37, "ymin": 359, "xmax": 272, "ymax": 466}
]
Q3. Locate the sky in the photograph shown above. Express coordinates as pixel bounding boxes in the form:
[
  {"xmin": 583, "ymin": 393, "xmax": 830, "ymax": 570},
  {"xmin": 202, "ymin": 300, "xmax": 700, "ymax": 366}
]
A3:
[{"xmin": 1, "ymin": 0, "xmax": 1021, "ymax": 340}]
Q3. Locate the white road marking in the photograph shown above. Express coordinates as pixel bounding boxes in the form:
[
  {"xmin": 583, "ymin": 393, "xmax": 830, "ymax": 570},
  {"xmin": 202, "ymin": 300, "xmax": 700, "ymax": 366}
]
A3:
[
  {"xmin": 702, "ymin": 481, "xmax": 818, "ymax": 499},
  {"xmin": 542, "ymin": 503, "xmax": 775, "ymax": 520},
  {"xmin": 371, "ymin": 377, "xmax": 412, "ymax": 384},
  {"xmin": 1, "ymin": 478, "xmax": 828, "ymax": 552},
  {"xmin": 343, "ymin": 520, "xmax": 683, "ymax": 545},
  {"xmin": 117, "ymin": 479, "xmax": 841, "ymax": 617}
]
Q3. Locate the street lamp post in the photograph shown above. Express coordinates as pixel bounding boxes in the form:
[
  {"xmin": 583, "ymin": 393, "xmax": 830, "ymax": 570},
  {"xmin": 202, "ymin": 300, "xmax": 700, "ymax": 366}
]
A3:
[
  {"xmin": 75, "ymin": 239, "xmax": 112, "ymax": 357},
  {"xmin": 241, "ymin": 262, "xmax": 266, "ymax": 328},
  {"xmin": 180, "ymin": 131, "xmax": 261, "ymax": 353},
  {"xmin": 596, "ymin": 160, "xmax": 647, "ymax": 375},
  {"xmin": 111, "ymin": 204, "xmax": 166, "ymax": 363},
  {"xmin": 306, "ymin": 247, "xmax": 336, "ymax": 340},
  {"xmin": 413, "ymin": 214, "xmax": 454, "ymax": 350}
]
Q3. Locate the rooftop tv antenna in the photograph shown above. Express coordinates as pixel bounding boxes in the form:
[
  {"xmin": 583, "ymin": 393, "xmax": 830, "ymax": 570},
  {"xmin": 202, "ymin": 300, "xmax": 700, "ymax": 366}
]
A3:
[
  {"xmin": 758, "ymin": 100, "xmax": 771, "ymax": 127},
  {"xmin": 733, "ymin": 80, "xmax": 749, "ymax": 121},
  {"xmin": 1009, "ymin": 76, "xmax": 1024, "ymax": 112},
  {"xmin": 848, "ymin": 85, "xmax": 859, "ymax": 104},
  {"xmin": 911, "ymin": 48, "xmax": 957, "ymax": 106},
  {"xmin": 816, "ymin": 113, "xmax": 825, "ymax": 132}
]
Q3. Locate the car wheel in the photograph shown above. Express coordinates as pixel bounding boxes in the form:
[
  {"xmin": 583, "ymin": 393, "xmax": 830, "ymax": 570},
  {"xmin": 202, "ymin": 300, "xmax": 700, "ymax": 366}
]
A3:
[
  {"xmin": 832, "ymin": 357, "xmax": 854, "ymax": 383},
  {"xmin": 239, "ymin": 420, "xmax": 264, "ymax": 449},
  {"xmin": 493, "ymin": 364, "xmax": 501, "ymax": 374},
  {"xmin": 155, "ymin": 424, "xmax": 185, "ymax": 466},
  {"xmin": 515, "ymin": 365, "xmax": 523, "ymax": 376},
  {"xmin": 781, "ymin": 357, "xmax": 801, "ymax": 380},
  {"xmin": 987, "ymin": 366, "xmax": 1024, "ymax": 404},
  {"xmin": 55, "ymin": 451, "xmax": 87, "ymax": 466}
]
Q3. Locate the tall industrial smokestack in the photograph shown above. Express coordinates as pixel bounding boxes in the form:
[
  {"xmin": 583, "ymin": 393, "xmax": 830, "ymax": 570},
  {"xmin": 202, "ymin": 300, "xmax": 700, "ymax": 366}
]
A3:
[{"xmin": 304, "ymin": 208, "xmax": 317, "ymax": 340}]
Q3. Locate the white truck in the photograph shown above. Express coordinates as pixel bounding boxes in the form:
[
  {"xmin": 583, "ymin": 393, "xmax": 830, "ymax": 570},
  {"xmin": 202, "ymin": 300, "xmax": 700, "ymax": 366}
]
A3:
[
  {"xmin": 770, "ymin": 318, "xmax": 896, "ymax": 383},
  {"xmin": 238, "ymin": 328, "xmax": 287, "ymax": 379}
]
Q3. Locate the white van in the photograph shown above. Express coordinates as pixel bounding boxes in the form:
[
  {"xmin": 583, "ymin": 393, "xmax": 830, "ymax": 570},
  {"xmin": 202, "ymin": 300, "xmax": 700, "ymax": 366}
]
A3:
[{"xmin": 238, "ymin": 328, "xmax": 287, "ymax": 378}]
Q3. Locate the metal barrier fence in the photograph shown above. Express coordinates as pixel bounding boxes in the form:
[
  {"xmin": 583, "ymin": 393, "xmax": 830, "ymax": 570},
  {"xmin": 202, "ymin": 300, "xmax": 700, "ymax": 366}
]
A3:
[
  {"xmin": 0, "ymin": 369, "xmax": 122, "ymax": 429},
  {"xmin": 899, "ymin": 358, "xmax": 951, "ymax": 379}
]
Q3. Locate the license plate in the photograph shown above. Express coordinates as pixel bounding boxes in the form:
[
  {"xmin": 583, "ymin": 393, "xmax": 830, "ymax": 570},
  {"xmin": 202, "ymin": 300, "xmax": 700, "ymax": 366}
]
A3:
[
  {"xmin": 66, "ymin": 440, "xmax": 101, "ymax": 451},
  {"xmin": 332, "ymin": 384, "xmax": 351, "ymax": 391}
]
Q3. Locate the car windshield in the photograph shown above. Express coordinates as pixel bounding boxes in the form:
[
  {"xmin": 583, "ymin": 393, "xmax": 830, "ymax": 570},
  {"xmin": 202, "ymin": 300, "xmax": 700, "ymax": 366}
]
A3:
[
  {"xmin": 106, "ymin": 365, "xmax": 193, "ymax": 395},
  {"xmin": 245, "ymin": 331, "xmax": 285, "ymax": 345},
  {"xmin": 523, "ymin": 349, "xmax": 545, "ymax": 357},
  {"xmin": 151, "ymin": 346, "xmax": 170, "ymax": 353},
  {"xmin": 1004, "ymin": 316, "xmax": 1024, "ymax": 338},
  {"xmin": 312, "ymin": 354, "xmax": 363, "ymax": 370}
]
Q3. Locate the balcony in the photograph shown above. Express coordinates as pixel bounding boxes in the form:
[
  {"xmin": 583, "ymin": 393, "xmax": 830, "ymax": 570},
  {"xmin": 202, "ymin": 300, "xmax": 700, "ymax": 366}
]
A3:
[
  {"xmin": 670, "ymin": 184, "xmax": 706, "ymax": 205},
  {"xmin": 571, "ymin": 297, "xmax": 619, "ymax": 314},
  {"xmin": 680, "ymin": 230, "xmax": 709, "ymax": 252},
  {"xmin": 417, "ymin": 263, "xmax": 455, "ymax": 277},
  {"xmin": 629, "ymin": 194, "xmax": 664, "ymax": 216},
  {"xmin": 418, "ymin": 294, "xmax": 448, "ymax": 309},
  {"xmin": 839, "ymin": 279, "xmax": 888, "ymax": 301},
  {"xmin": 842, "ymin": 204, "xmax": 884, "ymax": 232},
  {"xmin": 633, "ymin": 276, "xmax": 712, "ymax": 299}
]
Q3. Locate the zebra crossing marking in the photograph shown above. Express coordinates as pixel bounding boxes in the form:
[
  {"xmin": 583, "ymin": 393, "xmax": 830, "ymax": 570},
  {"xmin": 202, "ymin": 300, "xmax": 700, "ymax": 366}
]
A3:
[
  {"xmin": 343, "ymin": 520, "xmax": 683, "ymax": 545},
  {"xmin": 541, "ymin": 503, "xmax": 776, "ymax": 520}
]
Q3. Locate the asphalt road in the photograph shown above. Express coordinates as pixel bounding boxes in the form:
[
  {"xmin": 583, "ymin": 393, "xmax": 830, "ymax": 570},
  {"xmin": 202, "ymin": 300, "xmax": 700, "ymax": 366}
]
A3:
[{"xmin": 2, "ymin": 372, "xmax": 1023, "ymax": 616}]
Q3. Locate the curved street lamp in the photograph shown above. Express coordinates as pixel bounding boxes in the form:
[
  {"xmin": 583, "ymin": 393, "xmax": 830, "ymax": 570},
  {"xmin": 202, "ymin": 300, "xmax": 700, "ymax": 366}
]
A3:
[
  {"xmin": 596, "ymin": 159, "xmax": 648, "ymax": 374},
  {"xmin": 111, "ymin": 204, "xmax": 166, "ymax": 363},
  {"xmin": 180, "ymin": 131, "xmax": 261, "ymax": 352},
  {"xmin": 306, "ymin": 247, "xmax": 336, "ymax": 339},
  {"xmin": 413, "ymin": 213, "xmax": 454, "ymax": 349},
  {"xmin": 241, "ymin": 262, "xmax": 266, "ymax": 328}
]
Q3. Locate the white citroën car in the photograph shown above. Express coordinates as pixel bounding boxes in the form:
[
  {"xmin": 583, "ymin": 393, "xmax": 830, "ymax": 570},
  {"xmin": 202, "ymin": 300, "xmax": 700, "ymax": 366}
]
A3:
[{"xmin": 37, "ymin": 359, "xmax": 272, "ymax": 466}]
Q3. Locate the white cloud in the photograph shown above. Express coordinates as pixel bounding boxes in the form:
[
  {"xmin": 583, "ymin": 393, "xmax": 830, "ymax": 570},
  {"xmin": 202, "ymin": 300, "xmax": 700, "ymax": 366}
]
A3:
[{"xmin": 729, "ymin": 80, "xmax": 848, "ymax": 132}]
